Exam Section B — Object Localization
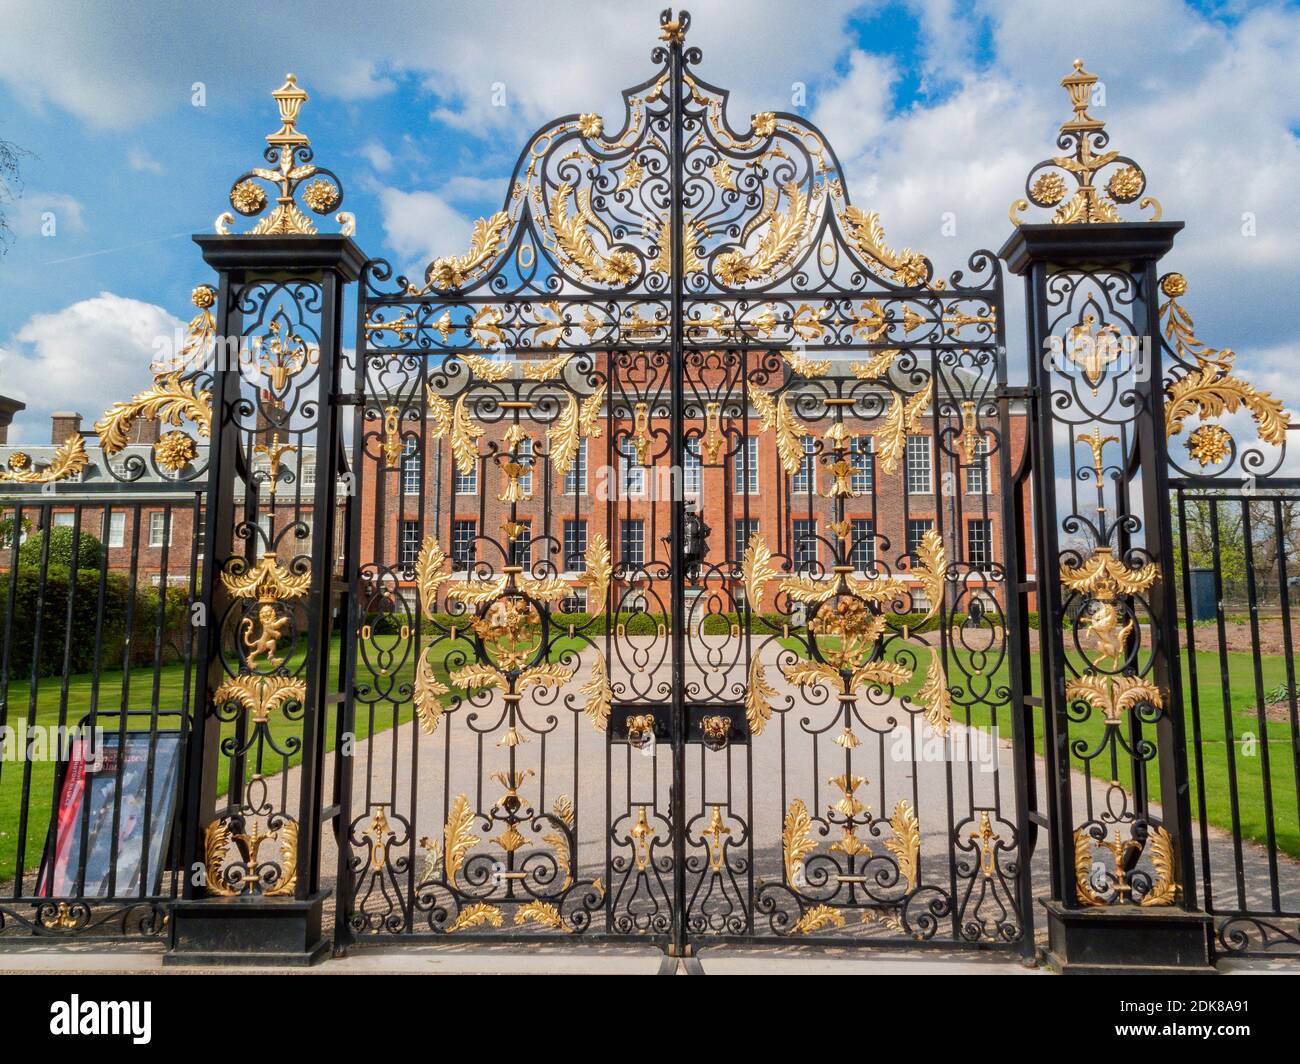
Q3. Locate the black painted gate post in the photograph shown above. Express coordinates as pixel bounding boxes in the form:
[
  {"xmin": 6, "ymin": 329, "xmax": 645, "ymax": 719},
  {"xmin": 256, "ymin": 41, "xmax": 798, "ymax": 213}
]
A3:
[
  {"xmin": 999, "ymin": 61, "xmax": 1214, "ymax": 973},
  {"xmin": 167, "ymin": 75, "xmax": 365, "ymax": 965}
]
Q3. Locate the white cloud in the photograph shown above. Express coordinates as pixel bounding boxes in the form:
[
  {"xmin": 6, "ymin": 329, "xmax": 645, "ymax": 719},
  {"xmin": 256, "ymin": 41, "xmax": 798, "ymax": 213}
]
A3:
[
  {"xmin": 0, "ymin": 293, "xmax": 181, "ymax": 440},
  {"xmin": 375, "ymin": 186, "xmax": 472, "ymax": 278},
  {"xmin": 127, "ymin": 147, "xmax": 164, "ymax": 175},
  {"xmin": 359, "ymin": 141, "xmax": 394, "ymax": 173}
]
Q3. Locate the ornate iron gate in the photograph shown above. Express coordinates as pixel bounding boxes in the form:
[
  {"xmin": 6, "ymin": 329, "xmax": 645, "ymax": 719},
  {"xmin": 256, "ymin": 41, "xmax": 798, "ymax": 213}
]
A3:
[{"xmin": 339, "ymin": 10, "xmax": 1031, "ymax": 951}]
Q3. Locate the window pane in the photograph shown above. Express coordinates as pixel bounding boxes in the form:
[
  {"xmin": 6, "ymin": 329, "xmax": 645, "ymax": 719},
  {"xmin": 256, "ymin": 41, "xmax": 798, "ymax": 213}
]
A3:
[
  {"xmin": 792, "ymin": 519, "xmax": 817, "ymax": 571},
  {"xmin": 564, "ymin": 519, "xmax": 588, "ymax": 571},
  {"xmin": 906, "ymin": 435, "xmax": 931, "ymax": 494},
  {"xmin": 684, "ymin": 437, "xmax": 701, "ymax": 495},
  {"xmin": 452, "ymin": 520, "xmax": 476, "ymax": 570},
  {"xmin": 620, "ymin": 519, "xmax": 644, "ymax": 566},
  {"xmin": 733, "ymin": 518, "xmax": 759, "ymax": 560},
  {"xmin": 401, "ymin": 437, "xmax": 421, "ymax": 495},
  {"xmin": 850, "ymin": 518, "xmax": 875, "ymax": 571},
  {"xmin": 563, "ymin": 438, "xmax": 587, "ymax": 496},
  {"xmin": 733, "ymin": 436, "xmax": 758, "ymax": 494},
  {"xmin": 791, "ymin": 434, "xmax": 815, "ymax": 494},
  {"xmin": 399, "ymin": 519, "xmax": 420, "ymax": 567}
]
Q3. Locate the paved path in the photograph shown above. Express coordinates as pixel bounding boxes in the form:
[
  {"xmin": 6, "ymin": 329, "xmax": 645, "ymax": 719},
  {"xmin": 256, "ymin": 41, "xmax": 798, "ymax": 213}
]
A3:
[{"xmin": 307, "ymin": 643, "xmax": 1299, "ymax": 944}]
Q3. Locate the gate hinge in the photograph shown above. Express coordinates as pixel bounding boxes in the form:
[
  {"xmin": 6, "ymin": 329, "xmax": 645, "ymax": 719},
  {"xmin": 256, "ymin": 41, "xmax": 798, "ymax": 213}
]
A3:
[{"xmin": 331, "ymin": 393, "xmax": 366, "ymax": 406}]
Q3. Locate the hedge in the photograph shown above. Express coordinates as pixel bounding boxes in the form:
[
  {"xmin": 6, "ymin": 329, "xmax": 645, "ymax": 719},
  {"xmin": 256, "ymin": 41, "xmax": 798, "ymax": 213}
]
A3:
[
  {"xmin": 17, "ymin": 526, "xmax": 104, "ymax": 571},
  {"xmin": 0, "ymin": 565, "xmax": 192, "ymax": 680}
]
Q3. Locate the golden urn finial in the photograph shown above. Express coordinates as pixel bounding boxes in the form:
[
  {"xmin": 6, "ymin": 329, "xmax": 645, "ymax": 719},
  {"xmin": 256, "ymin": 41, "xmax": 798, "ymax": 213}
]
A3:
[
  {"xmin": 266, "ymin": 73, "xmax": 310, "ymax": 147},
  {"xmin": 214, "ymin": 73, "xmax": 354, "ymax": 237}
]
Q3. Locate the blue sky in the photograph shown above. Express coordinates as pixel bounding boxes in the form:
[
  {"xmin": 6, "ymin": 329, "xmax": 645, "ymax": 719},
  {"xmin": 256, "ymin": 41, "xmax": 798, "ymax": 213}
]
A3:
[{"xmin": 1, "ymin": 0, "xmax": 1298, "ymax": 446}]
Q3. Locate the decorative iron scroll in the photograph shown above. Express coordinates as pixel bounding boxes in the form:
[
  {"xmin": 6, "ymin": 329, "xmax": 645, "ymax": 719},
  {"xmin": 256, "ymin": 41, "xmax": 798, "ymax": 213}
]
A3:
[
  {"xmin": 1010, "ymin": 60, "xmax": 1161, "ymax": 226},
  {"xmin": 1034, "ymin": 264, "xmax": 1179, "ymax": 907},
  {"xmin": 93, "ymin": 284, "xmax": 215, "ymax": 482},
  {"xmin": 1159, "ymin": 273, "xmax": 1290, "ymax": 477},
  {"xmin": 347, "ymin": 8, "xmax": 1022, "ymax": 946},
  {"xmin": 202, "ymin": 277, "xmax": 326, "ymax": 899}
]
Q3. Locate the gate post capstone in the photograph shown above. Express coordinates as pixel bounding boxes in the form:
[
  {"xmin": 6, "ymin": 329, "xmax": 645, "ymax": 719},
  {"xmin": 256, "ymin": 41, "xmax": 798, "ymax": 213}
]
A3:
[
  {"xmin": 167, "ymin": 75, "xmax": 364, "ymax": 965},
  {"xmin": 999, "ymin": 61, "xmax": 1214, "ymax": 973}
]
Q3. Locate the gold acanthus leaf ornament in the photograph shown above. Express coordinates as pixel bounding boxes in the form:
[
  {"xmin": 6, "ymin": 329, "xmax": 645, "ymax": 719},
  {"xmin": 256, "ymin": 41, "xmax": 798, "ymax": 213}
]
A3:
[
  {"xmin": 547, "ymin": 385, "xmax": 605, "ymax": 478},
  {"xmin": 849, "ymin": 347, "xmax": 902, "ymax": 381},
  {"xmin": 444, "ymin": 574, "xmax": 508, "ymax": 608},
  {"xmin": 446, "ymin": 902, "xmax": 504, "ymax": 932},
  {"xmin": 543, "ymin": 796, "xmax": 575, "ymax": 890},
  {"xmin": 450, "ymin": 395, "xmax": 484, "ymax": 476},
  {"xmin": 578, "ymin": 652, "xmax": 611, "ymax": 731},
  {"xmin": 913, "ymin": 652, "xmax": 952, "ymax": 736},
  {"xmin": 1065, "ymin": 673, "xmax": 1164, "ymax": 726},
  {"xmin": 95, "ymin": 373, "xmax": 212, "ymax": 458},
  {"xmin": 751, "ymin": 387, "xmax": 805, "ymax": 476},
  {"xmin": 884, "ymin": 800, "xmax": 921, "ymax": 893},
  {"xmin": 1141, "ymin": 826, "xmax": 1178, "ymax": 906},
  {"xmin": 577, "ymin": 533, "xmax": 612, "ymax": 615},
  {"xmin": 515, "ymin": 901, "xmax": 569, "ymax": 932},
  {"xmin": 548, "ymin": 182, "xmax": 639, "ymax": 285},
  {"xmin": 909, "ymin": 528, "xmax": 946, "ymax": 626},
  {"xmin": 874, "ymin": 380, "xmax": 932, "ymax": 475},
  {"xmin": 426, "ymin": 211, "xmax": 510, "ymax": 290},
  {"xmin": 741, "ymin": 531, "xmax": 781, "ymax": 608},
  {"xmin": 1059, "ymin": 546, "xmax": 1159, "ymax": 601},
  {"xmin": 425, "ymin": 389, "xmax": 453, "ymax": 440},
  {"xmin": 782, "ymin": 349, "xmax": 831, "ymax": 378},
  {"xmin": 213, "ymin": 674, "xmax": 306, "ymax": 724},
  {"xmin": 414, "ymin": 646, "xmax": 450, "ymax": 734},
  {"xmin": 1160, "ymin": 276, "xmax": 1288, "ymax": 463},
  {"xmin": 715, "ymin": 182, "xmax": 814, "ymax": 286},
  {"xmin": 414, "ymin": 536, "xmax": 450, "ymax": 618},
  {"xmin": 792, "ymin": 904, "xmax": 847, "ymax": 935},
  {"xmin": 0, "ymin": 434, "xmax": 88, "ymax": 484},
  {"xmin": 745, "ymin": 656, "xmax": 778, "ymax": 737},
  {"xmin": 1073, "ymin": 829, "xmax": 1107, "ymax": 906},
  {"xmin": 458, "ymin": 351, "xmax": 514, "ymax": 381},
  {"xmin": 839, "ymin": 206, "xmax": 928, "ymax": 287},
  {"xmin": 443, "ymin": 794, "xmax": 479, "ymax": 888},
  {"xmin": 783, "ymin": 798, "xmax": 818, "ymax": 890},
  {"xmin": 220, "ymin": 553, "xmax": 311, "ymax": 602}
]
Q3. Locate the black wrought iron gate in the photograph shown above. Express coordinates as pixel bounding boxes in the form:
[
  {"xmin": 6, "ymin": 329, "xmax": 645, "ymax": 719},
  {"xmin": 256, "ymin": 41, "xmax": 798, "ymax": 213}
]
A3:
[{"xmin": 338, "ymin": 9, "xmax": 1033, "ymax": 952}]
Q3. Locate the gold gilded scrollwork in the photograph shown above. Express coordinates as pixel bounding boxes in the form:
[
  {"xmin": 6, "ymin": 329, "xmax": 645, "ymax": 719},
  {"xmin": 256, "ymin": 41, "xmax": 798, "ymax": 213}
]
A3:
[
  {"xmin": 203, "ymin": 812, "xmax": 298, "ymax": 897},
  {"xmin": 93, "ymin": 285, "xmax": 214, "ymax": 476},
  {"xmin": 745, "ymin": 657, "xmax": 777, "ymax": 737},
  {"xmin": 1161, "ymin": 274, "xmax": 1289, "ymax": 466},
  {"xmin": 751, "ymin": 387, "xmax": 805, "ymax": 476},
  {"xmin": 0, "ymin": 435, "xmax": 88, "ymax": 484},
  {"xmin": 548, "ymin": 182, "xmax": 639, "ymax": 285},
  {"xmin": 426, "ymin": 212, "xmax": 510, "ymax": 291},
  {"xmin": 874, "ymin": 380, "xmax": 932, "ymax": 476},
  {"xmin": 783, "ymin": 798, "xmax": 817, "ymax": 892},
  {"xmin": 839, "ymin": 206, "xmax": 928, "ymax": 286},
  {"xmin": 577, "ymin": 533, "xmax": 612, "ymax": 615},
  {"xmin": 885, "ymin": 801, "xmax": 921, "ymax": 893},
  {"xmin": 716, "ymin": 183, "xmax": 815, "ymax": 286},
  {"xmin": 547, "ymin": 386, "xmax": 605, "ymax": 478},
  {"xmin": 578, "ymin": 652, "xmax": 612, "ymax": 731}
]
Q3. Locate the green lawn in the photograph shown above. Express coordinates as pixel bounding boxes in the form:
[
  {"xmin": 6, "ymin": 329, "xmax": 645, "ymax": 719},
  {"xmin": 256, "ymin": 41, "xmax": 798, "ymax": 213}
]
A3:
[{"xmin": 2, "ymin": 633, "xmax": 1296, "ymax": 889}]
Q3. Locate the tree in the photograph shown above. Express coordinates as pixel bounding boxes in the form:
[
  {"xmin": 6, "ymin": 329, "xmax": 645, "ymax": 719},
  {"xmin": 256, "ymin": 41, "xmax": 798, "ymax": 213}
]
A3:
[{"xmin": 0, "ymin": 136, "xmax": 30, "ymax": 256}]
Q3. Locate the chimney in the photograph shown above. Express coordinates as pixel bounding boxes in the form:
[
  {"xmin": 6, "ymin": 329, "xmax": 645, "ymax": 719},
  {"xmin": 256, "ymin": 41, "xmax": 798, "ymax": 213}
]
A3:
[
  {"xmin": 129, "ymin": 416, "xmax": 161, "ymax": 445},
  {"xmin": 51, "ymin": 411, "xmax": 83, "ymax": 444},
  {"xmin": 0, "ymin": 395, "xmax": 25, "ymax": 445}
]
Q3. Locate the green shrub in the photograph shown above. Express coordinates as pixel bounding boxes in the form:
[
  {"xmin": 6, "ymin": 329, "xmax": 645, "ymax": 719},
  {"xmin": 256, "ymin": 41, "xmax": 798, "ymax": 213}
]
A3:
[{"xmin": 18, "ymin": 525, "xmax": 104, "ymax": 571}]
